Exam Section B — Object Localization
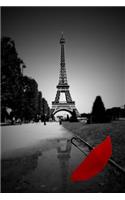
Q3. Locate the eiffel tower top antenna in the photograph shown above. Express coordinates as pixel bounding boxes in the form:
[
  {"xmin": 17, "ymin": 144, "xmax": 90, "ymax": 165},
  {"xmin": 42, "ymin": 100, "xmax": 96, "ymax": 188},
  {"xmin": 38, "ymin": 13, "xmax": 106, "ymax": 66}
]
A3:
[
  {"xmin": 60, "ymin": 32, "xmax": 65, "ymax": 44},
  {"xmin": 58, "ymin": 32, "xmax": 68, "ymax": 87}
]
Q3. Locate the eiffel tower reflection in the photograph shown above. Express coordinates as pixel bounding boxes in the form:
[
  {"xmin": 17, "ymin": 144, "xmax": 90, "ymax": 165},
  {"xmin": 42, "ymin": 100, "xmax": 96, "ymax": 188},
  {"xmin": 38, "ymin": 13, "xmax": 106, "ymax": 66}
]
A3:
[{"xmin": 57, "ymin": 138, "xmax": 72, "ymax": 192}]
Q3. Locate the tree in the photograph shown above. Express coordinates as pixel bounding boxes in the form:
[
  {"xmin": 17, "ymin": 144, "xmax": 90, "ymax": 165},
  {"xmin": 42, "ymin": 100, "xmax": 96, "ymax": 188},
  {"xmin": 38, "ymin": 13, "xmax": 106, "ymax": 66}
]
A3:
[
  {"xmin": 106, "ymin": 107, "xmax": 124, "ymax": 121},
  {"xmin": 22, "ymin": 76, "xmax": 39, "ymax": 121},
  {"xmin": 91, "ymin": 96, "xmax": 106, "ymax": 123},
  {"xmin": 41, "ymin": 98, "xmax": 50, "ymax": 121},
  {"xmin": 37, "ymin": 91, "xmax": 42, "ymax": 117},
  {"xmin": 70, "ymin": 109, "xmax": 78, "ymax": 122},
  {"xmin": 1, "ymin": 37, "xmax": 23, "ymax": 122},
  {"xmin": 1, "ymin": 36, "xmax": 50, "ymax": 123}
]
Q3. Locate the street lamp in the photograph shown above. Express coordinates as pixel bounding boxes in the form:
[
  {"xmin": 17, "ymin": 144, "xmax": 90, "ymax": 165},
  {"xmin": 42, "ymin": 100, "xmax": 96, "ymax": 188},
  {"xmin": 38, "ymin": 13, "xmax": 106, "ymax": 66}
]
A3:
[{"xmin": 21, "ymin": 64, "xmax": 26, "ymax": 76}]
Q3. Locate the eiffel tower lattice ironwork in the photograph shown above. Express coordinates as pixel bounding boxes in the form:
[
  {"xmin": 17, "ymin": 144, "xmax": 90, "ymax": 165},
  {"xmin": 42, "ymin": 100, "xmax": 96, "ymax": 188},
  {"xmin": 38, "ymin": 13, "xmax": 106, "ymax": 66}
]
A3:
[{"xmin": 51, "ymin": 33, "xmax": 79, "ymax": 116}]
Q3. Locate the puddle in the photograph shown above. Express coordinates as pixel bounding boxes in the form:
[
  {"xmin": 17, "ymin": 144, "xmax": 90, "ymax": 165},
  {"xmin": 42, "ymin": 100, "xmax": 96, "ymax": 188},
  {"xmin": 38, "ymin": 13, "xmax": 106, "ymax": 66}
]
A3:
[{"xmin": 2, "ymin": 137, "xmax": 91, "ymax": 192}]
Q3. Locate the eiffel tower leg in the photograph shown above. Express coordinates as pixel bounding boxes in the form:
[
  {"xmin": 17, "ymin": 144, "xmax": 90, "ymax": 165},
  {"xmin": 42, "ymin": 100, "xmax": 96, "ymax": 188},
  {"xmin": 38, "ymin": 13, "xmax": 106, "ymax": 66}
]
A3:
[
  {"xmin": 55, "ymin": 90, "xmax": 60, "ymax": 103},
  {"xmin": 73, "ymin": 108, "xmax": 80, "ymax": 117},
  {"xmin": 65, "ymin": 90, "xmax": 72, "ymax": 103}
]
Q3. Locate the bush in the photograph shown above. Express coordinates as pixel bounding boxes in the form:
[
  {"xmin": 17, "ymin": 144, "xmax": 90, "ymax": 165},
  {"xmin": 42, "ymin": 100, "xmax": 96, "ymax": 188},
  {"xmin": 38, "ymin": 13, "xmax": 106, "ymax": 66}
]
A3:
[{"xmin": 91, "ymin": 96, "xmax": 107, "ymax": 123}]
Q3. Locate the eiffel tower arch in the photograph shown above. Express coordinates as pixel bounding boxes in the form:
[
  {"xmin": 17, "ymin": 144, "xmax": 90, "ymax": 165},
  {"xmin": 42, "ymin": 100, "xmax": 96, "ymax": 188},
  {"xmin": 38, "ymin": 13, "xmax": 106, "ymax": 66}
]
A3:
[{"xmin": 51, "ymin": 33, "xmax": 79, "ymax": 116}]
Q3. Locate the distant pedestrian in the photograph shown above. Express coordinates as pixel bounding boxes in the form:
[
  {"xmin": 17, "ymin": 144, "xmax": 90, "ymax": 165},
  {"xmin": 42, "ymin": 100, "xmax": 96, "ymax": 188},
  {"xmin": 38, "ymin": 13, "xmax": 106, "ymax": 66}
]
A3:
[
  {"xmin": 44, "ymin": 119, "xmax": 46, "ymax": 125},
  {"xmin": 59, "ymin": 119, "xmax": 62, "ymax": 125},
  {"xmin": 11, "ymin": 117, "xmax": 15, "ymax": 125}
]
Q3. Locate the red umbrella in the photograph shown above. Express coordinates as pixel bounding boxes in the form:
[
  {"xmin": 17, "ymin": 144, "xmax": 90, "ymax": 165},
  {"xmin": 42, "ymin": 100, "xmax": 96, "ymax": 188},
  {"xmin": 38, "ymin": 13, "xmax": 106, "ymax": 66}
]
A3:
[{"xmin": 71, "ymin": 136, "xmax": 112, "ymax": 182}]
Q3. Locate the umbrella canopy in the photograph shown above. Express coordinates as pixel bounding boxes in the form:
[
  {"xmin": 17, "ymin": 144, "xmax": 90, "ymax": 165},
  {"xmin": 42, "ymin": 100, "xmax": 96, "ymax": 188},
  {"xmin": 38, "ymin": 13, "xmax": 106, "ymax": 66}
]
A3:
[{"xmin": 71, "ymin": 136, "xmax": 112, "ymax": 182}]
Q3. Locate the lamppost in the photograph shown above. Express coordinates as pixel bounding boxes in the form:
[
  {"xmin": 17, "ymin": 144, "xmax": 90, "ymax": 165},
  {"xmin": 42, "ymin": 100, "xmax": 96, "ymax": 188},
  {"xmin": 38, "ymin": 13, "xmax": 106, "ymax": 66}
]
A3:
[
  {"xmin": 21, "ymin": 63, "xmax": 26, "ymax": 75},
  {"xmin": 44, "ymin": 114, "xmax": 46, "ymax": 125}
]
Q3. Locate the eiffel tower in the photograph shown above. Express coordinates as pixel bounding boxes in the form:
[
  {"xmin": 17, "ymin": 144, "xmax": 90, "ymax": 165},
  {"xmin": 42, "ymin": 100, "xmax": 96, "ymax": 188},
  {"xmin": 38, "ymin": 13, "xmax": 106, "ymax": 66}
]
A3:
[{"xmin": 51, "ymin": 33, "xmax": 79, "ymax": 116}]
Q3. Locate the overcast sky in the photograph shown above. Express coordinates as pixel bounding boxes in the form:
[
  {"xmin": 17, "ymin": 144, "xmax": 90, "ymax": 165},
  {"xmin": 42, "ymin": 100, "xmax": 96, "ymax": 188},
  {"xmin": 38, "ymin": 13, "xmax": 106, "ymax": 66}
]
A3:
[{"xmin": 2, "ymin": 7, "xmax": 125, "ymax": 113}]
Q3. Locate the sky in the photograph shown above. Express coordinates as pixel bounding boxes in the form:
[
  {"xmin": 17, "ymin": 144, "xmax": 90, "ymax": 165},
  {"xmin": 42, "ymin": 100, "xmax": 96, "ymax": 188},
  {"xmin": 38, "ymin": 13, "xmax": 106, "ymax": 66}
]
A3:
[{"xmin": 2, "ymin": 7, "xmax": 125, "ymax": 113}]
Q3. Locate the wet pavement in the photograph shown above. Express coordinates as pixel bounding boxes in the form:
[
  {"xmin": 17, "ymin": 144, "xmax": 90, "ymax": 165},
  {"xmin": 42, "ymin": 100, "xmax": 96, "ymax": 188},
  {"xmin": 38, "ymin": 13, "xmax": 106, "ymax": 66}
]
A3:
[{"xmin": 1, "ymin": 122, "xmax": 124, "ymax": 192}]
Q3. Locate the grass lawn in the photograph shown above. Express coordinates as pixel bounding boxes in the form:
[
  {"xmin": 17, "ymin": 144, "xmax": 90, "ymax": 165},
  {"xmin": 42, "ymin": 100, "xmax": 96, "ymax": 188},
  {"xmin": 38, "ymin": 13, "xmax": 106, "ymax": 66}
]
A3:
[
  {"xmin": 63, "ymin": 120, "xmax": 125, "ymax": 192},
  {"xmin": 63, "ymin": 120, "xmax": 125, "ymax": 166}
]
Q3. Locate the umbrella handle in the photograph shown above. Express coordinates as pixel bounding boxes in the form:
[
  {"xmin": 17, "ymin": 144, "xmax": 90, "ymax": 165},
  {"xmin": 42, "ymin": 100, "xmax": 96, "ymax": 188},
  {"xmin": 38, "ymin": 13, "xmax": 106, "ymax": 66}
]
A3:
[{"xmin": 71, "ymin": 137, "xmax": 88, "ymax": 156}]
